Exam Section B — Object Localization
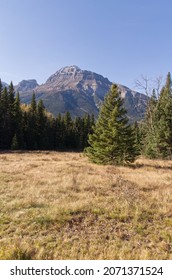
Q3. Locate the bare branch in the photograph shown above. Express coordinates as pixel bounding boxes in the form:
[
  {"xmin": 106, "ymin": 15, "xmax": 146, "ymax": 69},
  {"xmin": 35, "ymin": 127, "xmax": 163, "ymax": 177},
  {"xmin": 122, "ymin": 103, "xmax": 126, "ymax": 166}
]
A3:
[
  {"xmin": 153, "ymin": 75, "xmax": 163, "ymax": 98},
  {"xmin": 134, "ymin": 75, "xmax": 152, "ymax": 96}
]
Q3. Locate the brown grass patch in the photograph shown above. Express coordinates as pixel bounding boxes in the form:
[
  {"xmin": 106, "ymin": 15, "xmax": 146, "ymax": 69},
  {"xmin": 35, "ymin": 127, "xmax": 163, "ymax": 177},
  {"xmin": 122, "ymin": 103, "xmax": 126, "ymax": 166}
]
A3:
[{"xmin": 0, "ymin": 152, "xmax": 171, "ymax": 259}]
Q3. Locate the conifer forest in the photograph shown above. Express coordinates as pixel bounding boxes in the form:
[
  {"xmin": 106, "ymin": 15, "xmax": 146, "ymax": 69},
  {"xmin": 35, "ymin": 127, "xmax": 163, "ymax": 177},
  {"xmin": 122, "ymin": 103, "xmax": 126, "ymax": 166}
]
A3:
[{"xmin": 0, "ymin": 72, "xmax": 172, "ymax": 163}]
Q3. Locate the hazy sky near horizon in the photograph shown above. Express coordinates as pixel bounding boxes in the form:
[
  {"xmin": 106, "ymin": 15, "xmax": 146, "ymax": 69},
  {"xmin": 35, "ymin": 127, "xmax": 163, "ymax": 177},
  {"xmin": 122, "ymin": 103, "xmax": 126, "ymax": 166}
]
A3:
[{"xmin": 0, "ymin": 0, "xmax": 172, "ymax": 89}]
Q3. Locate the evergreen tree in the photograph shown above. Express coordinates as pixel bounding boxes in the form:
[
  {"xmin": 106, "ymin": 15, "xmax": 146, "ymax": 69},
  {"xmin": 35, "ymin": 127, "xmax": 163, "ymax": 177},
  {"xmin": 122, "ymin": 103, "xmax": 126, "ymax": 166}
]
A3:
[
  {"xmin": 142, "ymin": 89, "xmax": 158, "ymax": 158},
  {"xmin": 55, "ymin": 113, "xmax": 65, "ymax": 149},
  {"xmin": 30, "ymin": 92, "xmax": 37, "ymax": 113},
  {"xmin": 36, "ymin": 99, "xmax": 49, "ymax": 149},
  {"xmin": 0, "ymin": 79, "xmax": 2, "ymax": 99},
  {"xmin": 8, "ymin": 82, "xmax": 15, "ymax": 109},
  {"xmin": 0, "ymin": 87, "xmax": 11, "ymax": 149},
  {"xmin": 8, "ymin": 82, "xmax": 16, "ymax": 145},
  {"xmin": 26, "ymin": 93, "xmax": 38, "ymax": 149},
  {"xmin": 13, "ymin": 92, "xmax": 24, "ymax": 149},
  {"xmin": 85, "ymin": 84, "xmax": 136, "ymax": 165},
  {"xmin": 11, "ymin": 134, "xmax": 19, "ymax": 150},
  {"xmin": 73, "ymin": 116, "xmax": 83, "ymax": 149},
  {"xmin": 132, "ymin": 121, "xmax": 142, "ymax": 155},
  {"xmin": 155, "ymin": 72, "xmax": 172, "ymax": 158},
  {"xmin": 63, "ymin": 112, "xmax": 74, "ymax": 149},
  {"xmin": 22, "ymin": 111, "xmax": 28, "ymax": 149},
  {"xmin": 142, "ymin": 72, "xmax": 172, "ymax": 159}
]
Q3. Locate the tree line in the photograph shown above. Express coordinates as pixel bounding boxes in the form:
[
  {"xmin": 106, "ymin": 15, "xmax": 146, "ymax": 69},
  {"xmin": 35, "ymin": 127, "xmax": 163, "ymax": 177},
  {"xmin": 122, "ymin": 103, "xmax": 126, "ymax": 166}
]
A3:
[
  {"xmin": 0, "ymin": 81, "xmax": 94, "ymax": 151},
  {"xmin": 0, "ymin": 72, "xmax": 172, "ymax": 164},
  {"xmin": 139, "ymin": 72, "xmax": 172, "ymax": 159},
  {"xmin": 86, "ymin": 72, "xmax": 172, "ymax": 164}
]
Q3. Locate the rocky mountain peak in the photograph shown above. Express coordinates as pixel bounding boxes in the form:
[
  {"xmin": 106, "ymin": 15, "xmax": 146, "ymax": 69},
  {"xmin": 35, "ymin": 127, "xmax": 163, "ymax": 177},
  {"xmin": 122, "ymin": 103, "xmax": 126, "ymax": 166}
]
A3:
[
  {"xmin": 44, "ymin": 66, "xmax": 111, "ymax": 98},
  {"xmin": 17, "ymin": 66, "xmax": 147, "ymax": 121},
  {"xmin": 46, "ymin": 65, "xmax": 82, "ymax": 83},
  {"xmin": 59, "ymin": 65, "xmax": 81, "ymax": 73},
  {"xmin": 15, "ymin": 79, "xmax": 38, "ymax": 92}
]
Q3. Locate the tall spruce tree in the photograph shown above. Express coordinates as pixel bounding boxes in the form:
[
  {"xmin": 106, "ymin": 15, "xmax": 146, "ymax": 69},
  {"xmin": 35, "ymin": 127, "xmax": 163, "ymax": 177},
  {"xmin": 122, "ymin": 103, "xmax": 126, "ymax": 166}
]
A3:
[
  {"xmin": 12, "ymin": 92, "xmax": 24, "ymax": 149},
  {"xmin": 155, "ymin": 72, "xmax": 172, "ymax": 158},
  {"xmin": 0, "ymin": 79, "xmax": 2, "ymax": 99},
  {"xmin": 26, "ymin": 93, "xmax": 38, "ymax": 149},
  {"xmin": 36, "ymin": 99, "xmax": 49, "ymax": 149},
  {"xmin": 0, "ymin": 87, "xmax": 11, "ymax": 148},
  {"xmin": 85, "ymin": 84, "xmax": 136, "ymax": 165},
  {"xmin": 142, "ymin": 72, "xmax": 172, "ymax": 159},
  {"xmin": 63, "ymin": 112, "xmax": 74, "ymax": 149},
  {"xmin": 142, "ymin": 89, "xmax": 158, "ymax": 158}
]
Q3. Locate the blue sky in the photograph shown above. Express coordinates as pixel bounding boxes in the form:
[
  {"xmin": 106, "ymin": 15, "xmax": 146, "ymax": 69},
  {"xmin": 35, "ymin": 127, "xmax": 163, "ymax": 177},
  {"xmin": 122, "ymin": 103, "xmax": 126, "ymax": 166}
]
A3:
[{"xmin": 0, "ymin": 0, "xmax": 172, "ymax": 89}]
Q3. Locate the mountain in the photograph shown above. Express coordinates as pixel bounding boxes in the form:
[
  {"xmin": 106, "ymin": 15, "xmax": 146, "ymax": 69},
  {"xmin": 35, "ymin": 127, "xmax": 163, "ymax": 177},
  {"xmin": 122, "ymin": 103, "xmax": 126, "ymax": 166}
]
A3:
[
  {"xmin": 1, "ymin": 81, "xmax": 8, "ymax": 88},
  {"xmin": 14, "ymin": 79, "xmax": 38, "ymax": 92},
  {"xmin": 17, "ymin": 66, "xmax": 147, "ymax": 121}
]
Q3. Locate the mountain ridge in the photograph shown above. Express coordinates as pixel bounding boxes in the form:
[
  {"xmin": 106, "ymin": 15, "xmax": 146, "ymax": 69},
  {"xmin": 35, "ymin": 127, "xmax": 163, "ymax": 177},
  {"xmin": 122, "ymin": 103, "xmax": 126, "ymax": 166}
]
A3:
[{"xmin": 2, "ymin": 66, "xmax": 148, "ymax": 121}]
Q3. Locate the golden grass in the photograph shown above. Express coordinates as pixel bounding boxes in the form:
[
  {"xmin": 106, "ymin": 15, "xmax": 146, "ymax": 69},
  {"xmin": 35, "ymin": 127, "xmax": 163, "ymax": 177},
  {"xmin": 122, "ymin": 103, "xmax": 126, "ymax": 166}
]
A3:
[{"xmin": 0, "ymin": 152, "xmax": 171, "ymax": 260}]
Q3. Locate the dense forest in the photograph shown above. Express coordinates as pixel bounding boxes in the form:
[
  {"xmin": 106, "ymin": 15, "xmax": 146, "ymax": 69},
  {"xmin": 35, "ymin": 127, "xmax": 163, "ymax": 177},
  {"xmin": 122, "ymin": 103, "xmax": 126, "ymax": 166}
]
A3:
[
  {"xmin": 0, "ymin": 80, "xmax": 94, "ymax": 151},
  {"xmin": 0, "ymin": 72, "xmax": 172, "ymax": 162}
]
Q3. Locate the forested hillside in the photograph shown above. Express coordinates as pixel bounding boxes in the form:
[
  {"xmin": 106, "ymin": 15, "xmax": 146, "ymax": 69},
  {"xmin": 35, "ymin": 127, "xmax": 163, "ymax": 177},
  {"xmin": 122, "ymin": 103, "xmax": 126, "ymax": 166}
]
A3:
[
  {"xmin": 0, "ymin": 81, "xmax": 94, "ymax": 151},
  {"xmin": 0, "ymin": 72, "xmax": 172, "ymax": 161}
]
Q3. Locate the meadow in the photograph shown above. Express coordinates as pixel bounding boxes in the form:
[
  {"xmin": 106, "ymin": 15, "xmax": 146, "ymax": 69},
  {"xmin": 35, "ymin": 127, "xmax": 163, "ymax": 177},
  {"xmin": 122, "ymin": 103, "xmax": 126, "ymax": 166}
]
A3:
[{"xmin": 0, "ymin": 152, "xmax": 171, "ymax": 259}]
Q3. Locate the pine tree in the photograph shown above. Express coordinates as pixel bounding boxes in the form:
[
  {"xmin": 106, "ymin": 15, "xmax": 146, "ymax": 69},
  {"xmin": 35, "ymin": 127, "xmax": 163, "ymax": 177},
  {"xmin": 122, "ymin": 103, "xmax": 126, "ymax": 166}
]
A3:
[
  {"xmin": 11, "ymin": 134, "xmax": 19, "ymax": 150},
  {"xmin": 0, "ymin": 87, "xmax": 11, "ymax": 149},
  {"xmin": 8, "ymin": 82, "xmax": 16, "ymax": 146},
  {"xmin": 155, "ymin": 72, "xmax": 172, "ymax": 158},
  {"xmin": 55, "ymin": 113, "xmax": 65, "ymax": 149},
  {"xmin": 132, "ymin": 121, "xmax": 142, "ymax": 155},
  {"xmin": 142, "ymin": 72, "xmax": 172, "ymax": 159},
  {"xmin": 0, "ymin": 79, "xmax": 2, "ymax": 99},
  {"xmin": 26, "ymin": 93, "xmax": 38, "ymax": 149},
  {"xmin": 30, "ymin": 92, "xmax": 37, "ymax": 113},
  {"xmin": 36, "ymin": 99, "xmax": 49, "ymax": 149},
  {"xmin": 85, "ymin": 84, "xmax": 136, "ymax": 165},
  {"xmin": 142, "ymin": 89, "xmax": 158, "ymax": 158},
  {"xmin": 13, "ymin": 92, "xmax": 24, "ymax": 149},
  {"xmin": 63, "ymin": 111, "xmax": 74, "ymax": 149},
  {"xmin": 8, "ymin": 82, "xmax": 15, "ymax": 110}
]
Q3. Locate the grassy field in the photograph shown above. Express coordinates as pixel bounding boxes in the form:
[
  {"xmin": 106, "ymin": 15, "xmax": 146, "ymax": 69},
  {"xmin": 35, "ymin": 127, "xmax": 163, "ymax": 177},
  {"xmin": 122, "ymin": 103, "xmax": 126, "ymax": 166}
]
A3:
[{"xmin": 0, "ymin": 151, "xmax": 171, "ymax": 260}]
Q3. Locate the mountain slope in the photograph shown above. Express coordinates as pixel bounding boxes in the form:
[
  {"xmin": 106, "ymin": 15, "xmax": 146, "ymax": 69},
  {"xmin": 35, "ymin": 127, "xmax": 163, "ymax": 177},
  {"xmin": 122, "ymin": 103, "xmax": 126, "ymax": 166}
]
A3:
[
  {"xmin": 15, "ymin": 79, "xmax": 38, "ymax": 93},
  {"xmin": 1, "ymin": 81, "xmax": 9, "ymax": 88},
  {"xmin": 18, "ymin": 66, "xmax": 147, "ymax": 121}
]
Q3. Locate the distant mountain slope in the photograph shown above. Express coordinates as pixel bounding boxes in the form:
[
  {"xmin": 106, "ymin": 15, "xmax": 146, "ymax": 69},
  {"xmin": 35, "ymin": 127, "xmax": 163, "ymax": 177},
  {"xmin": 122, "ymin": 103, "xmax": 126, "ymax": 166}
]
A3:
[
  {"xmin": 15, "ymin": 79, "xmax": 38, "ymax": 93},
  {"xmin": 1, "ymin": 81, "xmax": 9, "ymax": 88},
  {"xmin": 16, "ymin": 66, "xmax": 147, "ymax": 121}
]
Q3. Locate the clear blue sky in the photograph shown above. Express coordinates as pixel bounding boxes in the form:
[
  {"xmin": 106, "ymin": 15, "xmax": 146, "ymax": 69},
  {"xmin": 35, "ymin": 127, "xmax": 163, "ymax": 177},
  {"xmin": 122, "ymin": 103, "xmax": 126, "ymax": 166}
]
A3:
[{"xmin": 0, "ymin": 0, "xmax": 172, "ymax": 89}]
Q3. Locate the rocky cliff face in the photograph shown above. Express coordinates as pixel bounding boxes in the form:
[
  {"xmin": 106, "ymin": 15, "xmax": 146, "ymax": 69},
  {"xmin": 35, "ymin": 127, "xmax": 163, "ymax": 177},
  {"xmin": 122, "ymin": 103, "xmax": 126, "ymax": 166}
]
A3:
[
  {"xmin": 15, "ymin": 79, "xmax": 38, "ymax": 93},
  {"xmin": 1, "ymin": 81, "xmax": 8, "ymax": 88},
  {"xmin": 17, "ymin": 66, "xmax": 147, "ymax": 121}
]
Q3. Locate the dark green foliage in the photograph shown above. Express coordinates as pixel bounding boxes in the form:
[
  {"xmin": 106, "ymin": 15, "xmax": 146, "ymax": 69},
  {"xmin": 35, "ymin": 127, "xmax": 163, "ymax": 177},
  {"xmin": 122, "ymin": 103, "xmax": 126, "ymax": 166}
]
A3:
[
  {"xmin": 13, "ymin": 93, "xmax": 24, "ymax": 148},
  {"xmin": 132, "ymin": 121, "xmax": 142, "ymax": 155},
  {"xmin": 63, "ymin": 111, "xmax": 74, "ymax": 149},
  {"xmin": 142, "ymin": 72, "xmax": 172, "ymax": 159},
  {"xmin": 30, "ymin": 93, "xmax": 37, "ymax": 113},
  {"xmin": 85, "ymin": 84, "xmax": 137, "ymax": 165},
  {"xmin": 26, "ymin": 94, "xmax": 38, "ymax": 150},
  {"xmin": 11, "ymin": 134, "xmax": 19, "ymax": 150},
  {"xmin": 141, "ymin": 89, "xmax": 158, "ymax": 158},
  {"xmin": 0, "ymin": 79, "xmax": 2, "ymax": 99},
  {"xmin": 36, "ymin": 100, "xmax": 49, "ymax": 149},
  {"xmin": 155, "ymin": 73, "xmax": 172, "ymax": 157},
  {"xmin": 0, "ymin": 81, "xmax": 95, "ymax": 151},
  {"xmin": 0, "ymin": 86, "xmax": 13, "ymax": 148}
]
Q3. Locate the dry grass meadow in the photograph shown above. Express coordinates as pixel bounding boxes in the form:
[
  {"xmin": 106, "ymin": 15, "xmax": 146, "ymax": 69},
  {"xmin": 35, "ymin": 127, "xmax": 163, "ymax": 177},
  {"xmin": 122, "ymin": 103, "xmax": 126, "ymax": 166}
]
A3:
[{"xmin": 0, "ymin": 151, "xmax": 171, "ymax": 260}]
